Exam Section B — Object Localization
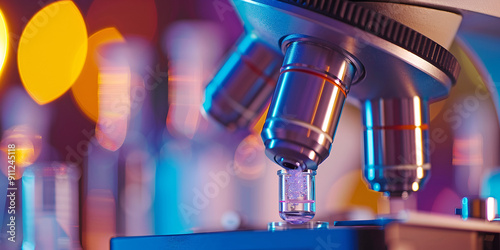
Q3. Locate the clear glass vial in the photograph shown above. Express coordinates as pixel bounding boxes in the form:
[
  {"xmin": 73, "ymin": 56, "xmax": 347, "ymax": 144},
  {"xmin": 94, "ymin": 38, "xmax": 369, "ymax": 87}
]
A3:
[
  {"xmin": 278, "ymin": 169, "xmax": 316, "ymax": 224},
  {"xmin": 268, "ymin": 221, "xmax": 328, "ymax": 231}
]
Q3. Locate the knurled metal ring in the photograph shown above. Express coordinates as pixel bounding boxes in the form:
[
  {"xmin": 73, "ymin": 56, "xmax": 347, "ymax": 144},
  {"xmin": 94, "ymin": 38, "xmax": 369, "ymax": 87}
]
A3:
[{"xmin": 278, "ymin": 0, "xmax": 460, "ymax": 84}]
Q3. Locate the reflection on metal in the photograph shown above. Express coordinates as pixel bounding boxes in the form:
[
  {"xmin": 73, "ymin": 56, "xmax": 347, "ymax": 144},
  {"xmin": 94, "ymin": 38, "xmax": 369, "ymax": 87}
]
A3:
[
  {"xmin": 362, "ymin": 98, "xmax": 430, "ymax": 197},
  {"xmin": 455, "ymin": 197, "xmax": 498, "ymax": 221},
  {"xmin": 262, "ymin": 37, "xmax": 358, "ymax": 171},
  {"xmin": 202, "ymin": 0, "xmax": 461, "ymax": 197}
]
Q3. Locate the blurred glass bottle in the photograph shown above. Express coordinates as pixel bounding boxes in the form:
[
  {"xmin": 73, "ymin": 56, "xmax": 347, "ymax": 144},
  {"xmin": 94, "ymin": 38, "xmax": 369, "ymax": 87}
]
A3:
[{"xmin": 22, "ymin": 163, "xmax": 81, "ymax": 250}]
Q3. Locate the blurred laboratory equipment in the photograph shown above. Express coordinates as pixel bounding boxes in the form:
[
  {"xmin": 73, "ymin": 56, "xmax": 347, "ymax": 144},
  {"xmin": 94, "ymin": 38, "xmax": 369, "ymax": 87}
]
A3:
[
  {"xmin": 455, "ymin": 197, "xmax": 498, "ymax": 221},
  {"xmin": 22, "ymin": 163, "xmax": 81, "ymax": 250},
  {"xmin": 202, "ymin": 33, "xmax": 282, "ymax": 130},
  {"xmin": 202, "ymin": 0, "xmax": 462, "ymax": 224},
  {"xmin": 0, "ymin": 0, "xmax": 500, "ymax": 249},
  {"xmin": 106, "ymin": 0, "xmax": 500, "ymax": 249}
]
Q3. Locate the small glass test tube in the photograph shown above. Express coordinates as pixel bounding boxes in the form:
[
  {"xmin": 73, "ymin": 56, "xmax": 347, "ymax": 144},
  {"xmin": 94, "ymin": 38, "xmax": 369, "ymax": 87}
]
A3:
[{"xmin": 278, "ymin": 169, "xmax": 316, "ymax": 224}]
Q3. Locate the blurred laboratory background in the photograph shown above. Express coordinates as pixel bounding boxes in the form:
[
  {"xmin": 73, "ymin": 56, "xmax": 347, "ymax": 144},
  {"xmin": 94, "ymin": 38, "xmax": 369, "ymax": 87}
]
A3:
[{"xmin": 0, "ymin": 0, "xmax": 498, "ymax": 249}]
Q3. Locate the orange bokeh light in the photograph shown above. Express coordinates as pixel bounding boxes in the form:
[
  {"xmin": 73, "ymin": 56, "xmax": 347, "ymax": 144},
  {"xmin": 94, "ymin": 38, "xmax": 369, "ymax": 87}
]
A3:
[
  {"xmin": 71, "ymin": 27, "xmax": 125, "ymax": 122},
  {"xmin": 0, "ymin": 9, "xmax": 8, "ymax": 81},
  {"xmin": 0, "ymin": 125, "xmax": 42, "ymax": 179},
  {"xmin": 18, "ymin": 0, "xmax": 88, "ymax": 104}
]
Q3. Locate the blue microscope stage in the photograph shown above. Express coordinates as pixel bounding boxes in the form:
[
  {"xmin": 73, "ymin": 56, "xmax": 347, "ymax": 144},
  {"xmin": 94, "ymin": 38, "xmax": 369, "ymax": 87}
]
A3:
[
  {"xmin": 111, "ymin": 215, "xmax": 500, "ymax": 250},
  {"xmin": 111, "ymin": 227, "xmax": 385, "ymax": 250}
]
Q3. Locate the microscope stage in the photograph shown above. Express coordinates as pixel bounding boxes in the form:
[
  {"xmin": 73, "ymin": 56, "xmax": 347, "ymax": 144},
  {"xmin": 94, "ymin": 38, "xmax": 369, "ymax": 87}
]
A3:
[{"xmin": 111, "ymin": 212, "xmax": 500, "ymax": 250}]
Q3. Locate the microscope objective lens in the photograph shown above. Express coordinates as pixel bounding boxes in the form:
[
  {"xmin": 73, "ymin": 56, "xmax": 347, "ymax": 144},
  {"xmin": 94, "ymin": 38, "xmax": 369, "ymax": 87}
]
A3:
[{"xmin": 278, "ymin": 169, "xmax": 316, "ymax": 224}]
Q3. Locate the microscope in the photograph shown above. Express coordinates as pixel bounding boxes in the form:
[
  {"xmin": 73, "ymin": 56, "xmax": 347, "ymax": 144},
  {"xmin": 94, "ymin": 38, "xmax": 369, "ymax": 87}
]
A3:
[
  {"xmin": 204, "ymin": 0, "xmax": 461, "ymax": 200},
  {"xmin": 112, "ymin": 0, "xmax": 500, "ymax": 249},
  {"xmin": 205, "ymin": 0, "xmax": 459, "ymax": 217}
]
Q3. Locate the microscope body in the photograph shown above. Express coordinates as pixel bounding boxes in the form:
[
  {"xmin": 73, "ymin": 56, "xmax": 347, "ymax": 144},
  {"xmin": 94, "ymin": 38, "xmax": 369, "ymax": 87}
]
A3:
[
  {"xmin": 202, "ymin": 0, "xmax": 472, "ymax": 197},
  {"xmin": 110, "ymin": 1, "xmax": 500, "ymax": 249}
]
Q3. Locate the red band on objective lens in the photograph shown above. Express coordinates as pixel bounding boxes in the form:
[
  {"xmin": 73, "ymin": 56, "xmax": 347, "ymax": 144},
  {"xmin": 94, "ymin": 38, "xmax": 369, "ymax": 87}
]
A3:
[
  {"xmin": 280, "ymin": 68, "xmax": 347, "ymax": 97},
  {"xmin": 366, "ymin": 124, "xmax": 429, "ymax": 130},
  {"xmin": 241, "ymin": 55, "xmax": 276, "ymax": 86}
]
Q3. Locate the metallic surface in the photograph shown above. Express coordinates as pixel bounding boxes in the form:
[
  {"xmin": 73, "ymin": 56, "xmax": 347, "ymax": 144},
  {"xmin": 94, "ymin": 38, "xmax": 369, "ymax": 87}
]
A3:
[
  {"xmin": 353, "ymin": 2, "xmax": 462, "ymax": 48},
  {"xmin": 202, "ymin": 33, "xmax": 282, "ymax": 129},
  {"xmin": 112, "ymin": 227, "xmax": 387, "ymax": 250},
  {"xmin": 352, "ymin": 0, "xmax": 500, "ymax": 19},
  {"xmin": 362, "ymin": 98, "xmax": 430, "ymax": 197},
  {"xmin": 261, "ymin": 38, "xmax": 357, "ymax": 170},
  {"xmin": 455, "ymin": 197, "xmax": 499, "ymax": 221},
  {"xmin": 111, "ymin": 212, "xmax": 500, "ymax": 250},
  {"xmin": 233, "ymin": 0, "xmax": 457, "ymax": 100},
  {"xmin": 203, "ymin": 0, "xmax": 462, "ymax": 196}
]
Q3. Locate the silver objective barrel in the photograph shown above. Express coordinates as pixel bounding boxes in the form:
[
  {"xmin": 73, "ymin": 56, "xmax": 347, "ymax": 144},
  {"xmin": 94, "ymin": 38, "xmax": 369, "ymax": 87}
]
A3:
[
  {"xmin": 261, "ymin": 38, "xmax": 359, "ymax": 170},
  {"xmin": 362, "ymin": 98, "xmax": 430, "ymax": 197},
  {"xmin": 202, "ymin": 33, "xmax": 282, "ymax": 129}
]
